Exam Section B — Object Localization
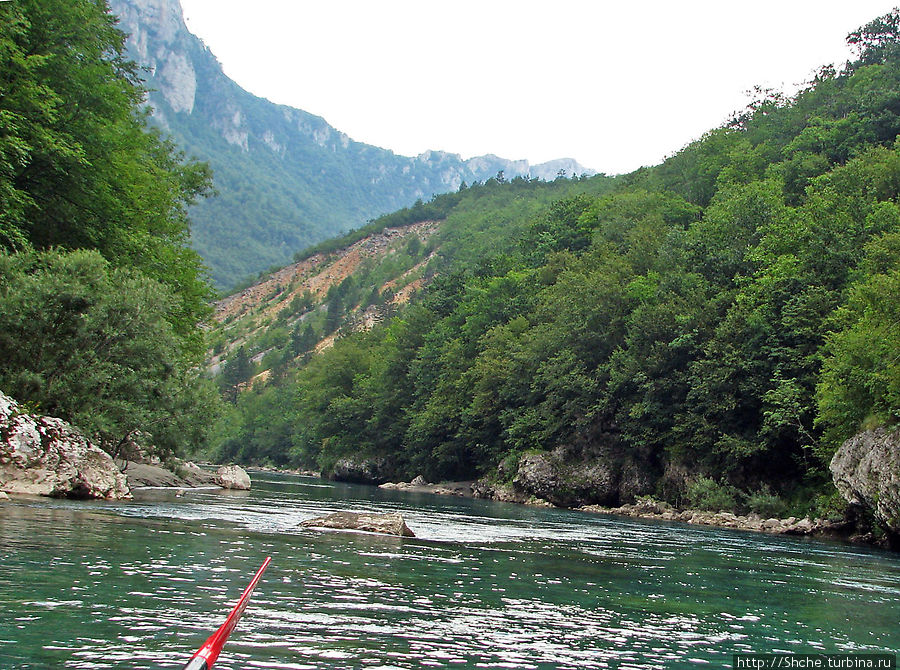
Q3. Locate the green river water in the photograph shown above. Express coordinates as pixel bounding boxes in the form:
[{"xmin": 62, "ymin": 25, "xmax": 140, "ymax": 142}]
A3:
[{"xmin": 1, "ymin": 472, "xmax": 898, "ymax": 669}]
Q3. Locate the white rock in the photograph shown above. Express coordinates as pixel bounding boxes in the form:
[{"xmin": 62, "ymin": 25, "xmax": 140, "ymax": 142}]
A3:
[
  {"xmin": 216, "ymin": 464, "xmax": 251, "ymax": 490},
  {"xmin": 0, "ymin": 391, "xmax": 130, "ymax": 500}
]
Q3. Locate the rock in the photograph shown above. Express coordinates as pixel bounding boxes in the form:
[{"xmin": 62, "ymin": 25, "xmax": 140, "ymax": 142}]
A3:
[
  {"xmin": 512, "ymin": 449, "xmax": 619, "ymax": 508},
  {"xmin": 216, "ymin": 464, "xmax": 251, "ymax": 490},
  {"xmin": 0, "ymin": 492, "xmax": 9, "ymax": 501},
  {"xmin": 782, "ymin": 518, "xmax": 815, "ymax": 535},
  {"xmin": 180, "ymin": 461, "xmax": 218, "ymax": 486},
  {"xmin": 300, "ymin": 511, "xmax": 415, "ymax": 537},
  {"xmin": 124, "ymin": 461, "xmax": 187, "ymax": 488},
  {"xmin": 125, "ymin": 460, "xmax": 237, "ymax": 489},
  {"xmin": 472, "ymin": 480, "xmax": 531, "ymax": 504},
  {"xmin": 0, "ymin": 391, "xmax": 130, "ymax": 500},
  {"xmin": 410, "ymin": 475, "xmax": 428, "ymax": 487},
  {"xmin": 506, "ymin": 444, "xmax": 655, "ymax": 508},
  {"xmin": 328, "ymin": 457, "xmax": 394, "ymax": 485},
  {"xmin": 830, "ymin": 427, "xmax": 900, "ymax": 536}
]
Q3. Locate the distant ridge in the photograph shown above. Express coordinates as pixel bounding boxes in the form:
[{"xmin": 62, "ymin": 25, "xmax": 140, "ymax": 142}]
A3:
[{"xmin": 107, "ymin": 0, "xmax": 595, "ymax": 289}]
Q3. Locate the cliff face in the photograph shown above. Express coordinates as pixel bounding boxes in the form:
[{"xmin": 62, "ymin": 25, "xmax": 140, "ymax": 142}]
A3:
[
  {"xmin": 106, "ymin": 0, "xmax": 594, "ymax": 289},
  {"xmin": 831, "ymin": 427, "xmax": 900, "ymax": 541}
]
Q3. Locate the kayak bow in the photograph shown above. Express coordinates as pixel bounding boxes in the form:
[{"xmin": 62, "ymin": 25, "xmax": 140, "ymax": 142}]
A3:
[{"xmin": 181, "ymin": 556, "xmax": 272, "ymax": 670}]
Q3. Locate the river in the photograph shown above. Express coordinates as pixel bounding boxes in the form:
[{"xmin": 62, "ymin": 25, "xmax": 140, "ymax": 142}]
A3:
[{"xmin": 1, "ymin": 472, "xmax": 898, "ymax": 669}]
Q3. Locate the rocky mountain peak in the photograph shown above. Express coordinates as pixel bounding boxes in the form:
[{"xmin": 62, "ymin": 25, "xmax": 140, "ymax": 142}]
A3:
[{"xmin": 109, "ymin": 0, "xmax": 197, "ymax": 116}]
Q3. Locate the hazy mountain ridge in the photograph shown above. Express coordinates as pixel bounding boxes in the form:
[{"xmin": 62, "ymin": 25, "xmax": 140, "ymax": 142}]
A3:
[{"xmin": 107, "ymin": 0, "xmax": 594, "ymax": 288}]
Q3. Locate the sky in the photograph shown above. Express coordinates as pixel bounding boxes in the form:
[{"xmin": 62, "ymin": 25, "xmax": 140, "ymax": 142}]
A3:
[{"xmin": 178, "ymin": 0, "xmax": 899, "ymax": 175}]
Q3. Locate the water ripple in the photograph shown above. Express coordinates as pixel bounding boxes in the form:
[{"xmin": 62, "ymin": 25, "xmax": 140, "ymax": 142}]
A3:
[{"xmin": 1, "ymin": 474, "xmax": 899, "ymax": 669}]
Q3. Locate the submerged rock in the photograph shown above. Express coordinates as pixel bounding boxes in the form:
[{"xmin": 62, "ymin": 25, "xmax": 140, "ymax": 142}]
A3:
[
  {"xmin": 0, "ymin": 391, "xmax": 130, "ymax": 500},
  {"xmin": 300, "ymin": 511, "xmax": 415, "ymax": 537},
  {"xmin": 216, "ymin": 464, "xmax": 251, "ymax": 490},
  {"xmin": 831, "ymin": 428, "xmax": 900, "ymax": 537}
]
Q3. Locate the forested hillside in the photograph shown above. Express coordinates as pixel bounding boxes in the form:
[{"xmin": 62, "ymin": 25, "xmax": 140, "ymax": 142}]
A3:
[{"xmin": 213, "ymin": 11, "xmax": 900, "ymax": 521}]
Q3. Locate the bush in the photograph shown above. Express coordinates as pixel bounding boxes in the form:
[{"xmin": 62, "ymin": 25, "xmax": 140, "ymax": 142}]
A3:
[
  {"xmin": 811, "ymin": 489, "xmax": 850, "ymax": 522},
  {"xmin": 745, "ymin": 485, "xmax": 788, "ymax": 518},
  {"xmin": 685, "ymin": 476, "xmax": 740, "ymax": 511}
]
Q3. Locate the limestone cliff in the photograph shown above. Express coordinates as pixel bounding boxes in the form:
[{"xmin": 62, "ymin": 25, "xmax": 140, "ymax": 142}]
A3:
[{"xmin": 831, "ymin": 427, "xmax": 900, "ymax": 538}]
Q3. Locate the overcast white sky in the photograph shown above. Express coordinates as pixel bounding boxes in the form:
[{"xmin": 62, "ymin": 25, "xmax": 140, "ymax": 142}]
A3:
[{"xmin": 179, "ymin": 0, "xmax": 898, "ymax": 174}]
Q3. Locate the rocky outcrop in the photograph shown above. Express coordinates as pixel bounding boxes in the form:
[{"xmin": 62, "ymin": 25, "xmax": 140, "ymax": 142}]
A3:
[
  {"xmin": 300, "ymin": 511, "xmax": 415, "ymax": 537},
  {"xmin": 481, "ymin": 446, "xmax": 654, "ymax": 508},
  {"xmin": 379, "ymin": 478, "xmax": 474, "ymax": 497},
  {"xmin": 327, "ymin": 457, "xmax": 395, "ymax": 486},
  {"xmin": 0, "ymin": 392, "xmax": 130, "ymax": 500},
  {"xmin": 216, "ymin": 464, "xmax": 251, "ymax": 490},
  {"xmin": 831, "ymin": 428, "xmax": 900, "ymax": 536},
  {"xmin": 123, "ymin": 460, "xmax": 220, "ymax": 488},
  {"xmin": 580, "ymin": 498, "xmax": 840, "ymax": 536}
]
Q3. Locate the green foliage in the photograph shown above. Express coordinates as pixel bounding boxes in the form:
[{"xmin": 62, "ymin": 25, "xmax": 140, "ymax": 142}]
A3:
[
  {"xmin": 0, "ymin": 0, "xmax": 214, "ymax": 344},
  {"xmin": 685, "ymin": 477, "xmax": 741, "ymax": 512},
  {"xmin": 220, "ymin": 346, "xmax": 254, "ymax": 401},
  {"xmin": 745, "ymin": 485, "xmax": 789, "ymax": 518},
  {"xmin": 816, "ymin": 230, "xmax": 900, "ymax": 451},
  {"xmin": 0, "ymin": 249, "xmax": 222, "ymax": 457},
  {"xmin": 0, "ymin": 1, "xmax": 224, "ymax": 459}
]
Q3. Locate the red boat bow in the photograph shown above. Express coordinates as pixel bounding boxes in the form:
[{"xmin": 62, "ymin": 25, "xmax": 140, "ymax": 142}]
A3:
[{"xmin": 181, "ymin": 556, "xmax": 272, "ymax": 670}]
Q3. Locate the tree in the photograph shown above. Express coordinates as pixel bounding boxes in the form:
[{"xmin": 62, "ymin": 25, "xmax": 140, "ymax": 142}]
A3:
[
  {"xmin": 847, "ymin": 9, "xmax": 900, "ymax": 65},
  {"xmin": 0, "ymin": 249, "xmax": 222, "ymax": 457},
  {"xmin": 221, "ymin": 346, "xmax": 253, "ymax": 401},
  {"xmin": 0, "ymin": 0, "xmax": 214, "ymax": 347}
]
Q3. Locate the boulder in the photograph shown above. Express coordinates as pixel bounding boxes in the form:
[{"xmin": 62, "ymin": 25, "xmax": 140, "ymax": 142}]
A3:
[
  {"xmin": 181, "ymin": 461, "xmax": 218, "ymax": 486},
  {"xmin": 300, "ymin": 511, "xmax": 415, "ymax": 537},
  {"xmin": 124, "ymin": 461, "xmax": 187, "ymax": 488},
  {"xmin": 328, "ymin": 457, "xmax": 393, "ymax": 485},
  {"xmin": 830, "ymin": 427, "xmax": 900, "ymax": 535},
  {"xmin": 509, "ymin": 445, "xmax": 652, "ymax": 508},
  {"xmin": 0, "ymin": 391, "xmax": 130, "ymax": 500},
  {"xmin": 216, "ymin": 464, "xmax": 251, "ymax": 490}
]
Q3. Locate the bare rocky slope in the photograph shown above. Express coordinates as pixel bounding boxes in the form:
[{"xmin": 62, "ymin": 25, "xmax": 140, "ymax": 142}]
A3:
[{"xmin": 208, "ymin": 219, "xmax": 439, "ymax": 381}]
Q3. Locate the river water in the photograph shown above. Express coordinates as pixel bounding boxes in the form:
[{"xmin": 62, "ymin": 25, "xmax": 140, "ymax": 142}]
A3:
[{"xmin": 1, "ymin": 472, "xmax": 898, "ymax": 669}]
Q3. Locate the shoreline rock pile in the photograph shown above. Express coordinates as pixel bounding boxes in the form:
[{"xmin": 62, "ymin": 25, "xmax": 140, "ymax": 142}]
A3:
[
  {"xmin": 579, "ymin": 498, "xmax": 841, "ymax": 536},
  {"xmin": 0, "ymin": 391, "xmax": 130, "ymax": 500}
]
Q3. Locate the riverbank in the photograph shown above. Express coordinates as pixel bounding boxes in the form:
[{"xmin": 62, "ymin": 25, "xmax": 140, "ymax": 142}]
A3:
[
  {"xmin": 375, "ymin": 476, "xmax": 858, "ymax": 544},
  {"xmin": 577, "ymin": 498, "xmax": 848, "ymax": 539}
]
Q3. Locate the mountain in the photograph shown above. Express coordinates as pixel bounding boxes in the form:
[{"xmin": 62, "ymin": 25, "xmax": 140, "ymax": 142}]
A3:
[{"xmin": 107, "ymin": 0, "xmax": 595, "ymax": 289}]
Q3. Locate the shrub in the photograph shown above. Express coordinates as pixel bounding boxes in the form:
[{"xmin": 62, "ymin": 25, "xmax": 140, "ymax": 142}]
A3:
[
  {"xmin": 745, "ymin": 485, "xmax": 788, "ymax": 518},
  {"xmin": 685, "ymin": 476, "xmax": 740, "ymax": 511}
]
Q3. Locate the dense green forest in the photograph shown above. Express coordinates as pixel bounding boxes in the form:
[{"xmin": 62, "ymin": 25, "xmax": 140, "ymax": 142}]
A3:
[
  {"xmin": 0, "ymin": 0, "xmax": 222, "ymax": 457},
  {"xmin": 216, "ymin": 11, "xmax": 900, "ymax": 518}
]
